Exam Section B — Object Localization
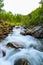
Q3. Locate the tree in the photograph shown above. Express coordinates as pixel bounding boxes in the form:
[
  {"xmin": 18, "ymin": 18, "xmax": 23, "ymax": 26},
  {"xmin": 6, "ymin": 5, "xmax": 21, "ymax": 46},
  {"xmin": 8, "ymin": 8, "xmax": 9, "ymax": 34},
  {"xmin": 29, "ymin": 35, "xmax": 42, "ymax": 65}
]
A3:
[
  {"xmin": 16, "ymin": 14, "xmax": 21, "ymax": 22},
  {"xmin": 0, "ymin": 0, "xmax": 4, "ymax": 9},
  {"xmin": 40, "ymin": 0, "xmax": 43, "ymax": 7}
]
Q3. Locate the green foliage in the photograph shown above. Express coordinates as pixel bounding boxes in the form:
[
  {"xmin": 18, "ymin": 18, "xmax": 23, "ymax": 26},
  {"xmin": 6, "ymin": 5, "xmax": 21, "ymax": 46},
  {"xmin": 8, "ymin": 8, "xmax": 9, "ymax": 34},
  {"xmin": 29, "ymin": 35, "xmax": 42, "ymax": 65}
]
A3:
[
  {"xmin": 0, "ymin": 6, "xmax": 43, "ymax": 27},
  {"xmin": 23, "ymin": 7, "xmax": 43, "ymax": 27}
]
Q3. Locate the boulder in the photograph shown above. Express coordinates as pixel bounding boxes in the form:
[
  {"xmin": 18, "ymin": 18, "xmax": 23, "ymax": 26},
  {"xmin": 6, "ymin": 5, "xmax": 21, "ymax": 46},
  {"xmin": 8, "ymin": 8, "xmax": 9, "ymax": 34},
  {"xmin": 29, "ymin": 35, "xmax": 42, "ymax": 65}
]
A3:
[
  {"xmin": 6, "ymin": 42, "xmax": 24, "ymax": 49},
  {"xmin": 14, "ymin": 58, "xmax": 29, "ymax": 65},
  {"xmin": 20, "ymin": 26, "xmax": 43, "ymax": 38},
  {"xmin": 33, "ymin": 27, "xmax": 43, "ymax": 38}
]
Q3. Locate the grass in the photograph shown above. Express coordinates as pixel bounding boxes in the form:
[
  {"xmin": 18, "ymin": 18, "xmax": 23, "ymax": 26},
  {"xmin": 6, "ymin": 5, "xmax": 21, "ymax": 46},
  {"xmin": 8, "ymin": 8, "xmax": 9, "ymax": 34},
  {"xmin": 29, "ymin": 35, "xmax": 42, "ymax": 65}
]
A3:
[{"xmin": 5, "ymin": 21, "xmax": 22, "ymax": 26}]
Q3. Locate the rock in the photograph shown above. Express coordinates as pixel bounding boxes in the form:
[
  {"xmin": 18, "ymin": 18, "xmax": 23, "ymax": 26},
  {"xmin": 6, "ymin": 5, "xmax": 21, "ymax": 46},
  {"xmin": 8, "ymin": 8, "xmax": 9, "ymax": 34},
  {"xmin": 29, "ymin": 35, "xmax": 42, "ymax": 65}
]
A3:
[
  {"xmin": 20, "ymin": 26, "xmax": 43, "ymax": 38},
  {"xmin": 0, "ymin": 20, "xmax": 5, "ymax": 25},
  {"xmin": 33, "ymin": 27, "xmax": 43, "ymax": 38},
  {"xmin": 6, "ymin": 42, "xmax": 24, "ymax": 49},
  {"xmin": 0, "ymin": 48, "xmax": 6, "ymax": 57},
  {"xmin": 0, "ymin": 20, "xmax": 14, "ymax": 40},
  {"xmin": 20, "ymin": 31, "xmax": 26, "ymax": 35},
  {"xmin": 2, "ymin": 50, "xmax": 6, "ymax": 57},
  {"xmin": 14, "ymin": 58, "xmax": 29, "ymax": 65}
]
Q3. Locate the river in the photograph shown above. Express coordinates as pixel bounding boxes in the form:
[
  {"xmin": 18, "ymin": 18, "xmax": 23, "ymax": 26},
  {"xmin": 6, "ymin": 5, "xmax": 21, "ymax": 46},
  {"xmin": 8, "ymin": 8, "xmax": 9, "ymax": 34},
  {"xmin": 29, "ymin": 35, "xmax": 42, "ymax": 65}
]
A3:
[{"xmin": 0, "ymin": 27, "xmax": 43, "ymax": 65}]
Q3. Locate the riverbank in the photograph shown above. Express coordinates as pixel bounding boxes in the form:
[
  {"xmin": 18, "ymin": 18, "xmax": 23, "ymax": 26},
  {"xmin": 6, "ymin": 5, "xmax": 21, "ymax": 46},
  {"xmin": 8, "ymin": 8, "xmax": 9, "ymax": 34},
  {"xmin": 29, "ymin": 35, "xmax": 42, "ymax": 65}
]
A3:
[
  {"xmin": 21, "ymin": 25, "xmax": 43, "ymax": 38},
  {"xmin": 0, "ymin": 20, "xmax": 43, "ymax": 40},
  {"xmin": 0, "ymin": 20, "xmax": 14, "ymax": 40}
]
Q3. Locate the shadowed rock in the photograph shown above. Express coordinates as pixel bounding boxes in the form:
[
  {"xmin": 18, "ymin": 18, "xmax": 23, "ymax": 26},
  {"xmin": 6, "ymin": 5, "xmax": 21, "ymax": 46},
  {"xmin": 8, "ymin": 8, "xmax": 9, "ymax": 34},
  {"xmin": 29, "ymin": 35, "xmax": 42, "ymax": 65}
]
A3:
[
  {"xmin": 14, "ymin": 58, "xmax": 29, "ymax": 65},
  {"xmin": 0, "ymin": 48, "xmax": 6, "ymax": 57},
  {"xmin": 2, "ymin": 50, "xmax": 6, "ymax": 57}
]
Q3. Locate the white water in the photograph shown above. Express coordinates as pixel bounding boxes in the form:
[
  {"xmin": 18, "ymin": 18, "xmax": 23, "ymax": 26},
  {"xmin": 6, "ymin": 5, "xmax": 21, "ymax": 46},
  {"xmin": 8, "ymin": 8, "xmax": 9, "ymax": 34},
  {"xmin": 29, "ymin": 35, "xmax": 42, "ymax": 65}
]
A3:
[{"xmin": 0, "ymin": 27, "xmax": 43, "ymax": 65}]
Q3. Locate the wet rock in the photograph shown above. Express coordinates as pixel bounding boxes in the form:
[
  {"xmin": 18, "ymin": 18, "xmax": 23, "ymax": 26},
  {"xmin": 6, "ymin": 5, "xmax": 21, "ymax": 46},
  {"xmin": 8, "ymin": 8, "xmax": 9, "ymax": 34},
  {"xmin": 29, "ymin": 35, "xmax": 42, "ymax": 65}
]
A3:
[
  {"xmin": 33, "ymin": 28, "xmax": 43, "ymax": 38},
  {"xmin": 20, "ymin": 31, "xmax": 27, "ymax": 35},
  {"xmin": 0, "ymin": 48, "xmax": 6, "ymax": 57},
  {"xmin": 2, "ymin": 50, "xmax": 6, "ymax": 57},
  {"xmin": 14, "ymin": 58, "xmax": 29, "ymax": 65},
  {"xmin": 6, "ymin": 42, "xmax": 24, "ymax": 49},
  {"xmin": 21, "ymin": 26, "xmax": 43, "ymax": 38}
]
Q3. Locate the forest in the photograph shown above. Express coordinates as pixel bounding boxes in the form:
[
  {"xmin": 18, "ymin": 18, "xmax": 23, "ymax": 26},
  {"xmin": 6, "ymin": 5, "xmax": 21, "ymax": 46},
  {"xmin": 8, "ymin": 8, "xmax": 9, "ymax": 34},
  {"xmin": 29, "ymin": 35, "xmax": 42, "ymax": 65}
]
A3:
[{"xmin": 0, "ymin": 0, "xmax": 43, "ymax": 27}]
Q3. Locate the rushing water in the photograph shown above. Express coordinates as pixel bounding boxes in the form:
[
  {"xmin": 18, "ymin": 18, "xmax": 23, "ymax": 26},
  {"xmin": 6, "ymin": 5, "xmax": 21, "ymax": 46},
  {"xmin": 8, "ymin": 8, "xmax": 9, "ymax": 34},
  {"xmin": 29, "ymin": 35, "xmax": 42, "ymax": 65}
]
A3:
[{"xmin": 0, "ymin": 27, "xmax": 43, "ymax": 65}]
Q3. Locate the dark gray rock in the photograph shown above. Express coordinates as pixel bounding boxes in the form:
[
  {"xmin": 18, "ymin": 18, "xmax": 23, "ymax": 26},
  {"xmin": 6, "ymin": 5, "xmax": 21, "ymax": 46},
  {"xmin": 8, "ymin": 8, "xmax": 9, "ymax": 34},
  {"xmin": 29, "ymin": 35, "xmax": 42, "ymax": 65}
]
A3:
[{"xmin": 14, "ymin": 58, "xmax": 29, "ymax": 65}]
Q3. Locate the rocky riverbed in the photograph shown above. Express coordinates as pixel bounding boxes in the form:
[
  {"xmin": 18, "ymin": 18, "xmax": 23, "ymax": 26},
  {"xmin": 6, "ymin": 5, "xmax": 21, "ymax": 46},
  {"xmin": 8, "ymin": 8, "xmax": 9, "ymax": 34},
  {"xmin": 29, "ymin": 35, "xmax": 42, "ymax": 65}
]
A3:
[
  {"xmin": 0, "ymin": 21, "xmax": 43, "ymax": 65},
  {"xmin": 0, "ymin": 26, "xmax": 43, "ymax": 65}
]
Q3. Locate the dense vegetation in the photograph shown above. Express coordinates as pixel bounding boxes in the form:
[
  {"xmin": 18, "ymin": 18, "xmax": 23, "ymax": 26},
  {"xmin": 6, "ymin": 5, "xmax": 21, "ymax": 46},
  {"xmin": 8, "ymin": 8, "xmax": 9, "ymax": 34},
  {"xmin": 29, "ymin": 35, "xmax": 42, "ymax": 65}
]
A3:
[
  {"xmin": 24, "ymin": 7, "xmax": 43, "ymax": 27},
  {"xmin": 0, "ymin": 0, "xmax": 43, "ymax": 27}
]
